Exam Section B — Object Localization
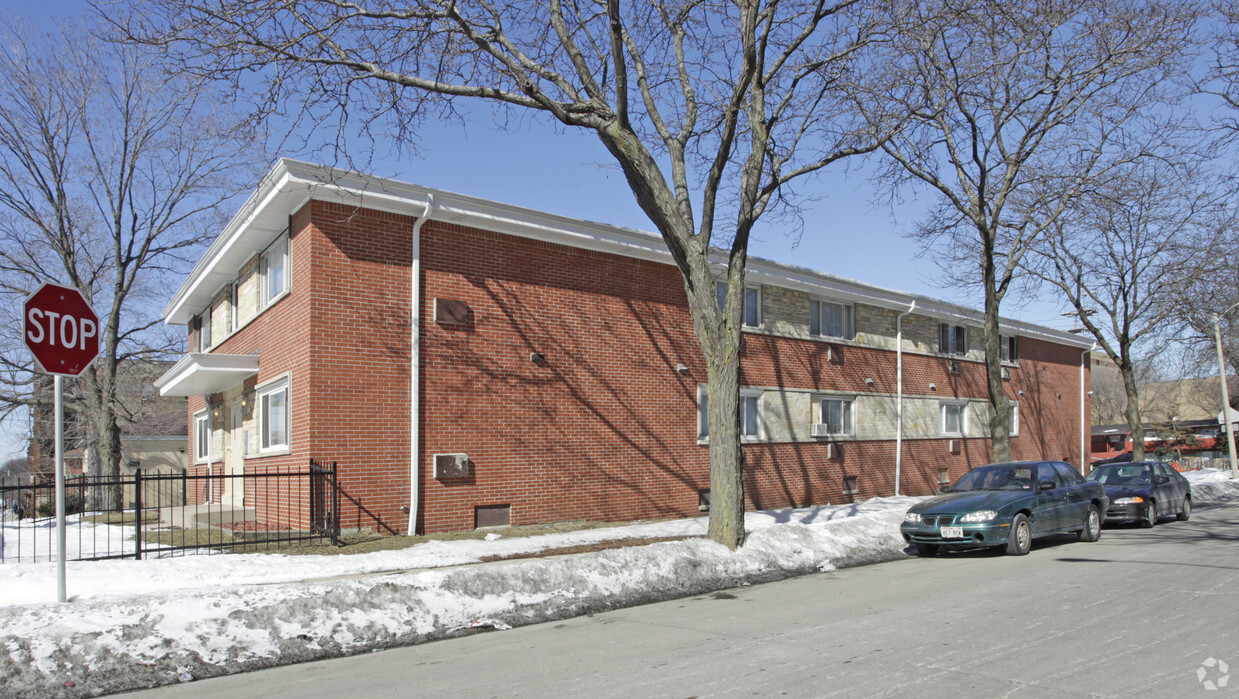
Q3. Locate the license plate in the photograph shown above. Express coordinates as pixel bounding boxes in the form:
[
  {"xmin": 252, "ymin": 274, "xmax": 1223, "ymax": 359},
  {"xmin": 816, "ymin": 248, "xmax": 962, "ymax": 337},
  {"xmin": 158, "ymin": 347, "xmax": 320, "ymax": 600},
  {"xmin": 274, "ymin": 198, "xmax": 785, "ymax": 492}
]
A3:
[{"xmin": 940, "ymin": 526, "xmax": 964, "ymax": 539}]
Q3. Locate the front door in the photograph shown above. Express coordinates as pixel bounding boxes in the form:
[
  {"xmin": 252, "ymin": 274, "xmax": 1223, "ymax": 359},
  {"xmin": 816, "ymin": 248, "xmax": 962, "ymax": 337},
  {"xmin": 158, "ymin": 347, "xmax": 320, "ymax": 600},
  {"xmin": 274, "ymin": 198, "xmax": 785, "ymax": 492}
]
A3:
[{"xmin": 221, "ymin": 402, "xmax": 245, "ymax": 505}]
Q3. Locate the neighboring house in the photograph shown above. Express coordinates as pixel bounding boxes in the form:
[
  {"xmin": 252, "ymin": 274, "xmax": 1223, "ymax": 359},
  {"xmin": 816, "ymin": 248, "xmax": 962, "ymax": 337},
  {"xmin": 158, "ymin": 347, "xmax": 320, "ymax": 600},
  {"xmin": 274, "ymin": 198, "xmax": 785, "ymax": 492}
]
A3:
[
  {"xmin": 155, "ymin": 159, "xmax": 1093, "ymax": 536},
  {"xmin": 1092, "ymin": 418, "xmax": 1231, "ymax": 463},
  {"xmin": 28, "ymin": 359, "xmax": 187, "ymax": 483}
]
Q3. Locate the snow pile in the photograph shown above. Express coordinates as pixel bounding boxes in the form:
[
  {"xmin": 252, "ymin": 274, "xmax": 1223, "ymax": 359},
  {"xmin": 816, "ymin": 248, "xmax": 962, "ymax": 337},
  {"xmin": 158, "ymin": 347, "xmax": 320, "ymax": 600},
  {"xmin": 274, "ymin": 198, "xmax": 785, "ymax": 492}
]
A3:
[
  {"xmin": 0, "ymin": 474, "xmax": 1235, "ymax": 698},
  {"xmin": 1183, "ymin": 468, "xmax": 1239, "ymax": 505},
  {"xmin": 0, "ymin": 499, "xmax": 916, "ymax": 697}
]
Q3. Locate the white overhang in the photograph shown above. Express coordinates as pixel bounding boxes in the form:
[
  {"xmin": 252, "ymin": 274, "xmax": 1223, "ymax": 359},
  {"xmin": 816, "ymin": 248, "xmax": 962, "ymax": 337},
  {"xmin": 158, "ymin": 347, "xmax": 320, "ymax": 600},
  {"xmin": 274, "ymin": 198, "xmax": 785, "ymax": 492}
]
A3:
[
  {"xmin": 162, "ymin": 158, "xmax": 1092, "ymax": 350},
  {"xmin": 155, "ymin": 353, "xmax": 261, "ymax": 397}
]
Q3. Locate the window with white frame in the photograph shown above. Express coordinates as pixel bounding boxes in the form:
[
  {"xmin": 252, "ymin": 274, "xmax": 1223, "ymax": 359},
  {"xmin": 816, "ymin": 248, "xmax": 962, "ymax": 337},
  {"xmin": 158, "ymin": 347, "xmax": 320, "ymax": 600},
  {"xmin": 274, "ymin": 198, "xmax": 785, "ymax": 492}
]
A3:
[
  {"xmin": 697, "ymin": 387, "xmax": 764, "ymax": 439},
  {"xmin": 199, "ymin": 305, "xmax": 213, "ymax": 350},
  {"xmin": 938, "ymin": 323, "xmax": 966, "ymax": 355},
  {"xmin": 818, "ymin": 396, "xmax": 855, "ymax": 436},
  {"xmin": 229, "ymin": 282, "xmax": 238, "ymax": 333},
  {"xmin": 810, "ymin": 300, "xmax": 855, "ymax": 340},
  {"xmin": 1008, "ymin": 401, "xmax": 1020, "ymax": 437},
  {"xmin": 194, "ymin": 412, "xmax": 210, "ymax": 463},
  {"xmin": 258, "ymin": 377, "xmax": 290, "ymax": 452},
  {"xmin": 740, "ymin": 390, "xmax": 763, "ymax": 438},
  {"xmin": 941, "ymin": 401, "xmax": 966, "ymax": 436},
  {"xmin": 1000, "ymin": 335, "xmax": 1019, "ymax": 362},
  {"xmin": 716, "ymin": 281, "xmax": 760, "ymax": 328},
  {"xmin": 262, "ymin": 235, "xmax": 289, "ymax": 305}
]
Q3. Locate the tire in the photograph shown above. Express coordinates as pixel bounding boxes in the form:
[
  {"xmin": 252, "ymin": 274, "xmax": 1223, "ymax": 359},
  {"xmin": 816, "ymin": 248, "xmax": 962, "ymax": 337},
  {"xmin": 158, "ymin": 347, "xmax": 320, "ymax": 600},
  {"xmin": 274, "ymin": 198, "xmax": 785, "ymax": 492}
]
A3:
[
  {"xmin": 1140, "ymin": 500, "xmax": 1157, "ymax": 528},
  {"xmin": 1006, "ymin": 513, "xmax": 1032, "ymax": 556},
  {"xmin": 1079, "ymin": 505, "xmax": 1101, "ymax": 542},
  {"xmin": 1177, "ymin": 497, "xmax": 1191, "ymax": 522},
  {"xmin": 914, "ymin": 543, "xmax": 940, "ymax": 557}
]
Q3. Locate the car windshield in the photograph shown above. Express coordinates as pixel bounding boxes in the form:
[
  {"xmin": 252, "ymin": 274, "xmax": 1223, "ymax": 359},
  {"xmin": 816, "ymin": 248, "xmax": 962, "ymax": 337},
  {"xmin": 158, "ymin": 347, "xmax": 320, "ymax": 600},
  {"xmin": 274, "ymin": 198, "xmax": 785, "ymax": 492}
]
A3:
[
  {"xmin": 1085, "ymin": 465, "xmax": 1151, "ymax": 486},
  {"xmin": 952, "ymin": 464, "xmax": 1036, "ymax": 492}
]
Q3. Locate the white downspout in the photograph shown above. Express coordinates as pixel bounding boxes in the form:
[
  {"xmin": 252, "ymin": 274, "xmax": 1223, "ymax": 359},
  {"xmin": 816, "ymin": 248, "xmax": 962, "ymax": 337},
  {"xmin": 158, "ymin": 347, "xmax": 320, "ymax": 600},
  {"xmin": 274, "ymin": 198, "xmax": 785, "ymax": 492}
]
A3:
[
  {"xmin": 1080, "ymin": 342, "xmax": 1097, "ymax": 474},
  {"xmin": 895, "ymin": 300, "xmax": 917, "ymax": 496},
  {"xmin": 407, "ymin": 194, "xmax": 435, "ymax": 535}
]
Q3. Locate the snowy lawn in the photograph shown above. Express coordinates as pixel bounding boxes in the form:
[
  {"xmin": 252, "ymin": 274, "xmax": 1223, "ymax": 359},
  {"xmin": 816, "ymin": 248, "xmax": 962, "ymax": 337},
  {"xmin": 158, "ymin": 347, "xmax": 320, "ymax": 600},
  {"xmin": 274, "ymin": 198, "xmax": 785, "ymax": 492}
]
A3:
[{"xmin": 2, "ymin": 471, "xmax": 1236, "ymax": 698}]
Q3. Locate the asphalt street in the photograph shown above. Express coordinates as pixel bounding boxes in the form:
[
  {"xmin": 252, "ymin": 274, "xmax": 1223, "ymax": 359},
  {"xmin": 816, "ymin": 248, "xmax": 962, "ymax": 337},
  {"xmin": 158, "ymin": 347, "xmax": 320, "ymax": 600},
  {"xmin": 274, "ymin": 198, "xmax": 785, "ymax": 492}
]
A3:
[{"xmin": 125, "ymin": 503, "xmax": 1239, "ymax": 698}]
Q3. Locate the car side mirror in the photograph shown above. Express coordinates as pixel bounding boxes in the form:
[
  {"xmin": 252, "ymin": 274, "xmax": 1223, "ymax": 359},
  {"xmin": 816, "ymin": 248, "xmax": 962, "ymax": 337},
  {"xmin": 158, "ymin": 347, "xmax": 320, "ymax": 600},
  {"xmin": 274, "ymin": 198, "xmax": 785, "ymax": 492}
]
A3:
[
  {"xmin": 1154, "ymin": 475, "xmax": 1169, "ymax": 485},
  {"xmin": 939, "ymin": 485, "xmax": 953, "ymax": 494},
  {"xmin": 1038, "ymin": 480, "xmax": 1056, "ymax": 491}
]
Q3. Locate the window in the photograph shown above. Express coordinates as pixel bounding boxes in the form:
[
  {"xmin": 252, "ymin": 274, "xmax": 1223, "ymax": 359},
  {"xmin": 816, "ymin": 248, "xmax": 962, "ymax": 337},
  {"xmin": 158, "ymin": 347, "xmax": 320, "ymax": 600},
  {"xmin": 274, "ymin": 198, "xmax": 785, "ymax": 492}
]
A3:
[
  {"xmin": 716, "ymin": 281, "xmax": 760, "ymax": 328},
  {"xmin": 818, "ymin": 397, "xmax": 854, "ymax": 436},
  {"xmin": 1008, "ymin": 401, "xmax": 1019, "ymax": 437},
  {"xmin": 937, "ymin": 469, "xmax": 951, "ymax": 486},
  {"xmin": 842, "ymin": 475, "xmax": 859, "ymax": 495},
  {"xmin": 697, "ymin": 387, "xmax": 763, "ymax": 439},
  {"xmin": 938, "ymin": 323, "xmax": 966, "ymax": 355},
  {"xmin": 229, "ymin": 283, "xmax": 239, "ymax": 333},
  {"xmin": 1000, "ymin": 335, "xmax": 1019, "ymax": 362},
  {"xmin": 741, "ymin": 392, "xmax": 762, "ymax": 438},
  {"xmin": 258, "ymin": 377, "xmax": 290, "ymax": 452},
  {"xmin": 263, "ymin": 236, "xmax": 289, "ymax": 305},
  {"xmin": 810, "ymin": 300, "xmax": 855, "ymax": 340},
  {"xmin": 194, "ymin": 412, "xmax": 210, "ymax": 463},
  {"xmin": 941, "ymin": 401, "xmax": 966, "ymax": 436},
  {"xmin": 199, "ymin": 305, "xmax": 212, "ymax": 351}
]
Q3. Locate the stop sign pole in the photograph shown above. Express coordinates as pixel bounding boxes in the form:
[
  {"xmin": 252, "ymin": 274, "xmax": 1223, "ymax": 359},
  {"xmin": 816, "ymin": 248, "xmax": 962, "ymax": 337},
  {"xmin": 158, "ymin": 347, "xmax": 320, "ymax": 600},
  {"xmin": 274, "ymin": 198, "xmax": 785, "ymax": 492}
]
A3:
[{"xmin": 24, "ymin": 282, "xmax": 100, "ymax": 604}]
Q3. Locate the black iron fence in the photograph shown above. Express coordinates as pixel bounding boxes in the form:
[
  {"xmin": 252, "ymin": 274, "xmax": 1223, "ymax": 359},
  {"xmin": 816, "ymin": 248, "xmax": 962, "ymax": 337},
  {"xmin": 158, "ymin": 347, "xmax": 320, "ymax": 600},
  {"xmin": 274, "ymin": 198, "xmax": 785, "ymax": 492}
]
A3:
[{"xmin": 0, "ymin": 460, "xmax": 340, "ymax": 564}]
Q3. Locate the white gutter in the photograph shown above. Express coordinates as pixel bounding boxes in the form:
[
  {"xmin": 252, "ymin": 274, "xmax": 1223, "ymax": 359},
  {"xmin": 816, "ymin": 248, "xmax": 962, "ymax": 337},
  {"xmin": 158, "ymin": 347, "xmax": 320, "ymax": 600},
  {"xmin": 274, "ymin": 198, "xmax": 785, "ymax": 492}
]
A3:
[
  {"xmin": 1080, "ymin": 343, "xmax": 1097, "ymax": 474},
  {"xmin": 894, "ymin": 300, "xmax": 917, "ymax": 496},
  {"xmin": 407, "ymin": 195, "xmax": 435, "ymax": 535}
]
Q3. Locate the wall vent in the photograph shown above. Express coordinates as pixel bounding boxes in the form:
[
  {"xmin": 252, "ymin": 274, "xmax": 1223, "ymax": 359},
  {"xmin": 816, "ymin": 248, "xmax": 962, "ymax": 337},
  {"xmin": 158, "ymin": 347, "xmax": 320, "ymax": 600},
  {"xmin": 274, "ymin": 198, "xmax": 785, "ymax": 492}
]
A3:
[{"xmin": 475, "ymin": 504, "xmax": 510, "ymax": 528}]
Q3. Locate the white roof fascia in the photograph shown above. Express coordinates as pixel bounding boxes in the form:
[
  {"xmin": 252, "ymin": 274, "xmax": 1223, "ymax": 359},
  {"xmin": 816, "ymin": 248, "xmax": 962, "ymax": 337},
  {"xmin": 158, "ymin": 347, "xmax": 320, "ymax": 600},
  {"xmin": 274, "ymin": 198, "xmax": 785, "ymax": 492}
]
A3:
[
  {"xmin": 154, "ymin": 353, "xmax": 261, "ymax": 397},
  {"xmin": 163, "ymin": 159, "xmax": 1091, "ymax": 349}
]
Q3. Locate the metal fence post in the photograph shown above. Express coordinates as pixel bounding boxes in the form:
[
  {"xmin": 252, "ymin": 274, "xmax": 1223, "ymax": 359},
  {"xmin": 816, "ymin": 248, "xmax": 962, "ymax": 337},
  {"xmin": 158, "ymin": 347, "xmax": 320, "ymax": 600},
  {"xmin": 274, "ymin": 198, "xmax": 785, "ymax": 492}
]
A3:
[
  {"xmin": 331, "ymin": 461, "xmax": 340, "ymax": 547},
  {"xmin": 134, "ymin": 468, "xmax": 143, "ymax": 561}
]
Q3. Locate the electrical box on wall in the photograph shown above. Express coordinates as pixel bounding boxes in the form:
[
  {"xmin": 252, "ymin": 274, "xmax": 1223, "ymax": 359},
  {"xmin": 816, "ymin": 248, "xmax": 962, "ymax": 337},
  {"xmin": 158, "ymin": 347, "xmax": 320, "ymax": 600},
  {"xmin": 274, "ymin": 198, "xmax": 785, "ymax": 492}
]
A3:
[{"xmin": 434, "ymin": 453, "xmax": 471, "ymax": 479}]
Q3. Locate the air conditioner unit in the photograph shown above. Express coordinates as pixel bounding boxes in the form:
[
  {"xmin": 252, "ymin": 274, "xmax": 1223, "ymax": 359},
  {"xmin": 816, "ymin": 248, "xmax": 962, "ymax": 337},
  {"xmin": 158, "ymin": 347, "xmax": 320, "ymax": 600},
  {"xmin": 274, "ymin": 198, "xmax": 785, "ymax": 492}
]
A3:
[
  {"xmin": 948, "ymin": 360, "xmax": 962, "ymax": 374},
  {"xmin": 811, "ymin": 423, "xmax": 833, "ymax": 438},
  {"xmin": 433, "ymin": 453, "xmax": 471, "ymax": 479},
  {"xmin": 1001, "ymin": 366, "xmax": 1012, "ymax": 380}
]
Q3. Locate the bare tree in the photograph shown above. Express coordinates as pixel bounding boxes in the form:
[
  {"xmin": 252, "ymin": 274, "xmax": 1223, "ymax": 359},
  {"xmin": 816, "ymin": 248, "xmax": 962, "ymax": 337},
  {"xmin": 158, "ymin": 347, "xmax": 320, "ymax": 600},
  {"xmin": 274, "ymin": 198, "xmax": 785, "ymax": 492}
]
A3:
[
  {"xmin": 126, "ymin": 0, "xmax": 886, "ymax": 548},
  {"xmin": 850, "ymin": 0, "xmax": 1199, "ymax": 461},
  {"xmin": 0, "ymin": 19, "xmax": 264, "ymax": 502},
  {"xmin": 1026, "ymin": 160, "xmax": 1229, "ymax": 460}
]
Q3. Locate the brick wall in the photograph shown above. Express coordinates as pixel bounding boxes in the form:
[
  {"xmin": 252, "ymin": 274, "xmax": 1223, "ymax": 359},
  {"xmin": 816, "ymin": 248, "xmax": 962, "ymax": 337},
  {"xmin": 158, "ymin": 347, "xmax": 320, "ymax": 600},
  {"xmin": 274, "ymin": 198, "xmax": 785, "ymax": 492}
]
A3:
[{"xmin": 180, "ymin": 199, "xmax": 1088, "ymax": 535}]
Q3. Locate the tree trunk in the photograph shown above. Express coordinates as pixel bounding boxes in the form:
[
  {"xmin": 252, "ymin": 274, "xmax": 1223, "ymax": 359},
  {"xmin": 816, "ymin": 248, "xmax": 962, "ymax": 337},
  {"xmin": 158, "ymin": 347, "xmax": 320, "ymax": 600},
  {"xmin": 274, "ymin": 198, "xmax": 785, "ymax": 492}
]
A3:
[
  {"xmin": 704, "ymin": 346, "xmax": 744, "ymax": 549},
  {"xmin": 982, "ymin": 244, "xmax": 1011, "ymax": 462},
  {"xmin": 1120, "ymin": 362, "xmax": 1146, "ymax": 461},
  {"xmin": 682, "ymin": 266, "xmax": 747, "ymax": 550}
]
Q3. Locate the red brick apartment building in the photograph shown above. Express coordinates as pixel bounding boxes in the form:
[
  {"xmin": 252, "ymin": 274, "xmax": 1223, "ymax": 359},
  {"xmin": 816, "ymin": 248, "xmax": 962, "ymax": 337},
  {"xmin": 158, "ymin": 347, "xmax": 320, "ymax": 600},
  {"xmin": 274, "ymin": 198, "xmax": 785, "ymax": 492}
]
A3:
[{"xmin": 155, "ymin": 159, "xmax": 1093, "ymax": 535}]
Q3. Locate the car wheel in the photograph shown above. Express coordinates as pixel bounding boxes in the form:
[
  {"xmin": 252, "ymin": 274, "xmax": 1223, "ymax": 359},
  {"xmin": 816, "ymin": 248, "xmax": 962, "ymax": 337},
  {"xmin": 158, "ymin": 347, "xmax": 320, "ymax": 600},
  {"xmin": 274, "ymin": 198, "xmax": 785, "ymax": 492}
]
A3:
[
  {"xmin": 1006, "ymin": 513, "xmax": 1032, "ymax": 556},
  {"xmin": 1177, "ymin": 497, "xmax": 1191, "ymax": 522},
  {"xmin": 1079, "ymin": 505, "xmax": 1101, "ymax": 542},
  {"xmin": 1140, "ymin": 500, "xmax": 1157, "ymax": 528},
  {"xmin": 914, "ymin": 543, "xmax": 939, "ymax": 557}
]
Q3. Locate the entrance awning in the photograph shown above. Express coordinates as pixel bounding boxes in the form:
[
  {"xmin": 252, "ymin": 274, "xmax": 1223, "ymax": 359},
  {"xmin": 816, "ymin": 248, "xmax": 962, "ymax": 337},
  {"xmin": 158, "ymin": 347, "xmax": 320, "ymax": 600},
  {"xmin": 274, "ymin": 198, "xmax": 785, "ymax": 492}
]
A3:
[{"xmin": 155, "ymin": 353, "xmax": 260, "ymax": 397}]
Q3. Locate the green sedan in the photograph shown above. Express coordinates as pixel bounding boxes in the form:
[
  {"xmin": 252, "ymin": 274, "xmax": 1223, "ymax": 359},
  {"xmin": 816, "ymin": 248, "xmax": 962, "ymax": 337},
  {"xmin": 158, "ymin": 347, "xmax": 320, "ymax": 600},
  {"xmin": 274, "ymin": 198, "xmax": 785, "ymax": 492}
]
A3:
[{"xmin": 901, "ymin": 460, "xmax": 1109, "ymax": 556}]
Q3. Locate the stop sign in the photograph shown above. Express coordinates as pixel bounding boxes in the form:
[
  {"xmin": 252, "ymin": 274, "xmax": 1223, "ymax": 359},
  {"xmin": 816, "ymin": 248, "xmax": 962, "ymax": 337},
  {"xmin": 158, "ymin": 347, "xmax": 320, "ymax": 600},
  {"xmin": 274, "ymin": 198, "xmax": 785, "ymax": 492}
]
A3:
[{"xmin": 24, "ymin": 282, "xmax": 100, "ymax": 377}]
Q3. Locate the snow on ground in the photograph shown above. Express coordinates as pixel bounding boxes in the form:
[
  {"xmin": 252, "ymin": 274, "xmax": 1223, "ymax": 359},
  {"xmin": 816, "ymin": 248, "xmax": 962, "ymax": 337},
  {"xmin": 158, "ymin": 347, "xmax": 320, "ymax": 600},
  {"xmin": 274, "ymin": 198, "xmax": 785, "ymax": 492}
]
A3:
[{"xmin": 2, "ymin": 472, "xmax": 1237, "ymax": 698}]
